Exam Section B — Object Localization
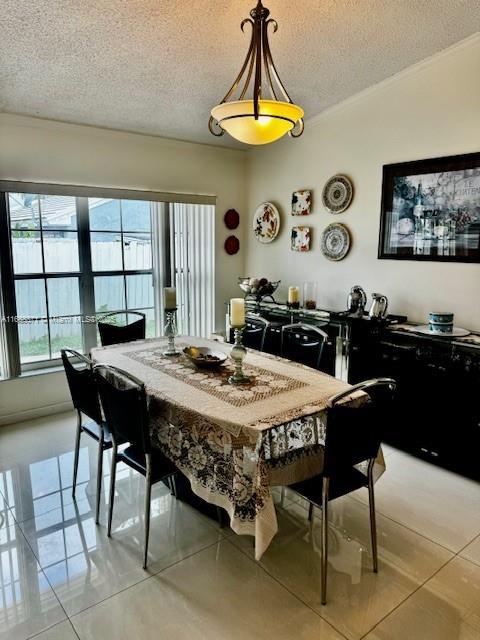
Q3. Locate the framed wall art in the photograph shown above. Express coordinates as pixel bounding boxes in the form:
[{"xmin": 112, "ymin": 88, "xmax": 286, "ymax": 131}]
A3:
[{"xmin": 379, "ymin": 152, "xmax": 480, "ymax": 262}]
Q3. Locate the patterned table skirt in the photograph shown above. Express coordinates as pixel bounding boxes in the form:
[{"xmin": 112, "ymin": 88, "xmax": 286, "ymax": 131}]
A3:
[{"xmin": 151, "ymin": 404, "xmax": 384, "ymax": 560}]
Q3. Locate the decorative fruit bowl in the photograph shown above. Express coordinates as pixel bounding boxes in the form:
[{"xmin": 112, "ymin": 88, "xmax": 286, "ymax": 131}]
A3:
[
  {"xmin": 183, "ymin": 346, "xmax": 227, "ymax": 370},
  {"xmin": 238, "ymin": 277, "xmax": 280, "ymax": 300}
]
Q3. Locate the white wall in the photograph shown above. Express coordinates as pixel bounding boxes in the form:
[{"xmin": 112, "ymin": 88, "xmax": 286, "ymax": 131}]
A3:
[
  {"xmin": 245, "ymin": 35, "xmax": 480, "ymax": 328},
  {"xmin": 0, "ymin": 114, "xmax": 246, "ymax": 423}
]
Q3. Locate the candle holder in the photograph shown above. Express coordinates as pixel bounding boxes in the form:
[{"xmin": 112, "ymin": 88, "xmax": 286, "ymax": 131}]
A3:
[
  {"xmin": 228, "ymin": 325, "xmax": 250, "ymax": 384},
  {"xmin": 163, "ymin": 308, "xmax": 180, "ymax": 356},
  {"xmin": 287, "ymin": 301, "xmax": 300, "ymax": 310}
]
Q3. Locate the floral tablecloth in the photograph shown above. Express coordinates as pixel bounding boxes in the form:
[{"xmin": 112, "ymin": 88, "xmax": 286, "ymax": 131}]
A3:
[{"xmin": 92, "ymin": 337, "xmax": 381, "ymax": 559}]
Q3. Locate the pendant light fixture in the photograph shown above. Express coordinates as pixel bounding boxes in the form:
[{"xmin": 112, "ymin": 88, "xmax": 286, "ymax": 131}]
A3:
[{"xmin": 209, "ymin": 0, "xmax": 304, "ymax": 145}]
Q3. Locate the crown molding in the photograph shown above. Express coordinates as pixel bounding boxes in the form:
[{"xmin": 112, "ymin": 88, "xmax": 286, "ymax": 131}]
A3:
[{"xmin": 306, "ymin": 32, "xmax": 480, "ymax": 129}]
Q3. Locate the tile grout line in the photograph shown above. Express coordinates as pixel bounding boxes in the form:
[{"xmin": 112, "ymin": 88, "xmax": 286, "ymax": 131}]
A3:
[
  {"xmin": 451, "ymin": 533, "xmax": 480, "ymax": 569},
  {"xmin": 12, "ymin": 487, "xmax": 226, "ymax": 630},
  {"xmin": 1, "ymin": 485, "xmax": 78, "ymax": 638},
  {"xmin": 66, "ymin": 535, "xmax": 223, "ymax": 625},
  {"xmin": 282, "ymin": 495, "xmax": 480, "ymax": 637},
  {"xmin": 26, "ymin": 618, "xmax": 81, "ymax": 640},
  {"xmin": 223, "ymin": 537, "xmax": 350, "ymax": 640},
  {"xmin": 346, "ymin": 491, "xmax": 471, "ymax": 554},
  {"xmin": 358, "ymin": 552, "xmax": 459, "ymax": 639},
  {"xmin": 11, "ymin": 517, "xmax": 74, "ymax": 636}
]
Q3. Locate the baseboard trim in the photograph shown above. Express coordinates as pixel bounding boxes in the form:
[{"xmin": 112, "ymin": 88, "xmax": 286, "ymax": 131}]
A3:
[{"xmin": 0, "ymin": 401, "xmax": 74, "ymax": 427}]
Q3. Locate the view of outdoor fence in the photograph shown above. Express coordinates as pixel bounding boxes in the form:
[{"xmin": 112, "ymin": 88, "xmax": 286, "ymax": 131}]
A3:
[{"xmin": 12, "ymin": 237, "xmax": 153, "ymax": 359}]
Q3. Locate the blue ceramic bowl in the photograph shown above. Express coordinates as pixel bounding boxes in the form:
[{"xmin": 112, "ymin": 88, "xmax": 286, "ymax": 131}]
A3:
[
  {"xmin": 428, "ymin": 322, "xmax": 453, "ymax": 334},
  {"xmin": 429, "ymin": 312, "xmax": 454, "ymax": 324}
]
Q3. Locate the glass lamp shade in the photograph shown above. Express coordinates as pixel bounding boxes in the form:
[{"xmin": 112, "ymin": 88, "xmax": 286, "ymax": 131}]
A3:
[{"xmin": 211, "ymin": 100, "xmax": 304, "ymax": 145}]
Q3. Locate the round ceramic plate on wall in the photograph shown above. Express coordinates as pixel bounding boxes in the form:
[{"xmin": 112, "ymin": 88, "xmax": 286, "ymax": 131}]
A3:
[
  {"xmin": 224, "ymin": 208, "xmax": 240, "ymax": 230},
  {"xmin": 321, "ymin": 223, "xmax": 351, "ymax": 261},
  {"xmin": 224, "ymin": 235, "xmax": 240, "ymax": 255},
  {"xmin": 252, "ymin": 202, "xmax": 281, "ymax": 244},
  {"xmin": 322, "ymin": 175, "xmax": 354, "ymax": 213}
]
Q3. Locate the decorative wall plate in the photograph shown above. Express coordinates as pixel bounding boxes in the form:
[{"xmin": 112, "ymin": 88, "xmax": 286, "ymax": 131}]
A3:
[
  {"xmin": 253, "ymin": 202, "xmax": 280, "ymax": 244},
  {"xmin": 224, "ymin": 235, "xmax": 240, "ymax": 255},
  {"xmin": 291, "ymin": 190, "xmax": 312, "ymax": 216},
  {"xmin": 321, "ymin": 223, "xmax": 351, "ymax": 261},
  {"xmin": 322, "ymin": 175, "xmax": 354, "ymax": 213},
  {"xmin": 224, "ymin": 208, "xmax": 240, "ymax": 230},
  {"xmin": 291, "ymin": 226, "xmax": 311, "ymax": 251}
]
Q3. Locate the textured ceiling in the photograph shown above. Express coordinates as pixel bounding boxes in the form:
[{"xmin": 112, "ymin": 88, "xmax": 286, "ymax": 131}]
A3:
[{"xmin": 1, "ymin": 1, "xmax": 479, "ymax": 148}]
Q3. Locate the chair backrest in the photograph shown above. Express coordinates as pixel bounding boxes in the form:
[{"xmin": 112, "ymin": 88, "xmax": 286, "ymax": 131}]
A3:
[
  {"xmin": 94, "ymin": 364, "xmax": 150, "ymax": 453},
  {"xmin": 243, "ymin": 314, "xmax": 269, "ymax": 351},
  {"xmin": 98, "ymin": 311, "xmax": 146, "ymax": 347},
  {"xmin": 61, "ymin": 349, "xmax": 103, "ymax": 425},
  {"xmin": 281, "ymin": 323, "xmax": 328, "ymax": 370},
  {"xmin": 323, "ymin": 378, "xmax": 397, "ymax": 477}
]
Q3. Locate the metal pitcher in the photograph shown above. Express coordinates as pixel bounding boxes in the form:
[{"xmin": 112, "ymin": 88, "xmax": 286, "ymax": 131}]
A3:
[
  {"xmin": 369, "ymin": 293, "xmax": 389, "ymax": 319},
  {"xmin": 347, "ymin": 285, "xmax": 367, "ymax": 316}
]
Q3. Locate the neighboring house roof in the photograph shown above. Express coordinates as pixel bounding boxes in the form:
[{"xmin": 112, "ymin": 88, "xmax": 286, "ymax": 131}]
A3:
[{"xmin": 9, "ymin": 196, "xmax": 110, "ymax": 227}]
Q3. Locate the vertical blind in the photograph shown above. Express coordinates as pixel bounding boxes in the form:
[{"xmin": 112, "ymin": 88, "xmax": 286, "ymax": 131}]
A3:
[{"xmin": 171, "ymin": 203, "xmax": 215, "ymax": 338}]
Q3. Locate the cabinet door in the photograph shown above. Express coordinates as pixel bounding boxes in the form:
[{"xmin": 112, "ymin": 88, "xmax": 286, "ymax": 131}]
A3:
[
  {"xmin": 375, "ymin": 341, "xmax": 417, "ymax": 450},
  {"xmin": 446, "ymin": 350, "xmax": 480, "ymax": 479}
]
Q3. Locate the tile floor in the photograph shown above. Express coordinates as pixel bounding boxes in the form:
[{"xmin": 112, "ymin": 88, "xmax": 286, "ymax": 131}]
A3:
[{"xmin": 0, "ymin": 411, "xmax": 479, "ymax": 640}]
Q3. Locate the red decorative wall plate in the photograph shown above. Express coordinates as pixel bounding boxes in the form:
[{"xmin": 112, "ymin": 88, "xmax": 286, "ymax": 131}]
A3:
[
  {"xmin": 224, "ymin": 208, "xmax": 240, "ymax": 230},
  {"xmin": 224, "ymin": 235, "xmax": 240, "ymax": 255}
]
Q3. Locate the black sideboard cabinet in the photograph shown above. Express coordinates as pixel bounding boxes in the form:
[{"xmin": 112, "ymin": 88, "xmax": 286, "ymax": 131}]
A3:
[
  {"xmin": 360, "ymin": 329, "xmax": 480, "ymax": 481},
  {"xmin": 228, "ymin": 302, "xmax": 480, "ymax": 481}
]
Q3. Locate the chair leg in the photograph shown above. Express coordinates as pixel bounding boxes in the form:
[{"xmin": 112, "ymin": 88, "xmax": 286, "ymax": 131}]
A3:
[
  {"xmin": 216, "ymin": 506, "xmax": 224, "ymax": 528},
  {"xmin": 107, "ymin": 443, "xmax": 118, "ymax": 537},
  {"xmin": 368, "ymin": 470, "xmax": 378, "ymax": 573},
  {"xmin": 280, "ymin": 487, "xmax": 286, "ymax": 506},
  {"xmin": 321, "ymin": 477, "xmax": 329, "ymax": 606},
  {"xmin": 308, "ymin": 503, "xmax": 314, "ymax": 523},
  {"xmin": 95, "ymin": 435, "xmax": 104, "ymax": 525},
  {"xmin": 143, "ymin": 454, "xmax": 153, "ymax": 570},
  {"xmin": 171, "ymin": 474, "xmax": 178, "ymax": 499},
  {"xmin": 72, "ymin": 411, "xmax": 82, "ymax": 498}
]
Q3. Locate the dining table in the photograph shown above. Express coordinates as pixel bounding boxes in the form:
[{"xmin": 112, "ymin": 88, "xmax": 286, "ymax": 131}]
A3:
[{"xmin": 91, "ymin": 336, "xmax": 385, "ymax": 560}]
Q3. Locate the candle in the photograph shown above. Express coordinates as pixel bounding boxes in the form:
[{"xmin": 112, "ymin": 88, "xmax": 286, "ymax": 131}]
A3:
[
  {"xmin": 164, "ymin": 287, "xmax": 177, "ymax": 310},
  {"xmin": 230, "ymin": 298, "xmax": 245, "ymax": 327},
  {"xmin": 288, "ymin": 286, "xmax": 299, "ymax": 304}
]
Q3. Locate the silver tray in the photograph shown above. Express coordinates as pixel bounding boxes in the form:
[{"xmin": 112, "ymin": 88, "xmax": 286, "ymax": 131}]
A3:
[{"xmin": 413, "ymin": 325, "xmax": 471, "ymax": 338}]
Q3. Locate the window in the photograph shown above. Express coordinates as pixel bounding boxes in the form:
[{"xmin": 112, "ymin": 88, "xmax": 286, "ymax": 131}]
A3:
[
  {"xmin": 0, "ymin": 186, "xmax": 216, "ymax": 377},
  {"xmin": 9, "ymin": 194, "xmax": 82, "ymax": 362},
  {"xmin": 88, "ymin": 199, "xmax": 155, "ymax": 338}
]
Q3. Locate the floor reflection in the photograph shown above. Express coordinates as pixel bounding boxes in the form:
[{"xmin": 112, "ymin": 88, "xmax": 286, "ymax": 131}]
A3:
[{"xmin": 0, "ymin": 433, "xmax": 221, "ymax": 628}]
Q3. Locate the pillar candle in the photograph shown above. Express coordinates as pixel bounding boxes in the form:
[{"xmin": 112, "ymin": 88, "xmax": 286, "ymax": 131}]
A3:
[
  {"xmin": 230, "ymin": 298, "xmax": 245, "ymax": 327},
  {"xmin": 164, "ymin": 287, "xmax": 177, "ymax": 310},
  {"xmin": 288, "ymin": 286, "xmax": 299, "ymax": 304}
]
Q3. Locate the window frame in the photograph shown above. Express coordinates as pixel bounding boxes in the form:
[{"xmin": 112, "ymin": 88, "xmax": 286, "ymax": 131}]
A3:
[{"xmin": 0, "ymin": 182, "xmax": 216, "ymax": 378}]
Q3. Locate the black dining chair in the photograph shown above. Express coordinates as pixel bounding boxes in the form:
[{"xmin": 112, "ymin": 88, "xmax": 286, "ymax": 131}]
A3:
[
  {"xmin": 243, "ymin": 314, "xmax": 270, "ymax": 351},
  {"xmin": 61, "ymin": 349, "xmax": 112, "ymax": 524},
  {"xmin": 289, "ymin": 377, "xmax": 397, "ymax": 605},
  {"xmin": 97, "ymin": 311, "xmax": 146, "ymax": 347},
  {"xmin": 281, "ymin": 322, "xmax": 328, "ymax": 370},
  {"xmin": 94, "ymin": 364, "xmax": 178, "ymax": 569}
]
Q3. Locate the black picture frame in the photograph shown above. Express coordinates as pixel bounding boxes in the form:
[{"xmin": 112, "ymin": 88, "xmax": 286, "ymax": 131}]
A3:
[{"xmin": 378, "ymin": 152, "xmax": 480, "ymax": 262}]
